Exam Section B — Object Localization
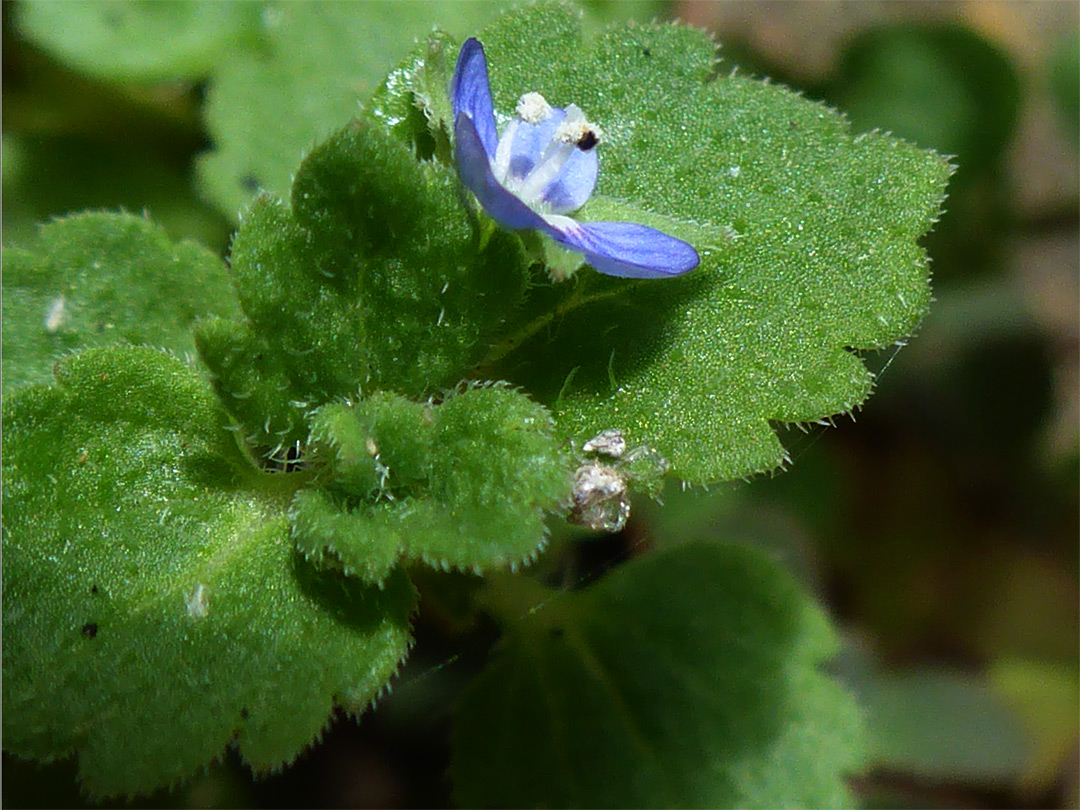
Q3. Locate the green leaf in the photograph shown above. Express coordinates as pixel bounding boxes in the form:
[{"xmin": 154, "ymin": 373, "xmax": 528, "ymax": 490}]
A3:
[
  {"xmin": 196, "ymin": 122, "xmax": 530, "ymax": 451},
  {"xmin": 1, "ymin": 347, "xmax": 415, "ymax": 799},
  {"xmin": 391, "ymin": 4, "xmax": 952, "ymax": 484},
  {"xmin": 17, "ymin": 0, "xmax": 259, "ymax": 82},
  {"xmin": 2, "ymin": 212, "xmax": 241, "ymax": 396},
  {"xmin": 452, "ymin": 541, "xmax": 864, "ymax": 807},
  {"xmin": 294, "ymin": 385, "xmax": 570, "ymax": 585},
  {"xmin": 196, "ymin": 1, "xmax": 508, "ymax": 218}
]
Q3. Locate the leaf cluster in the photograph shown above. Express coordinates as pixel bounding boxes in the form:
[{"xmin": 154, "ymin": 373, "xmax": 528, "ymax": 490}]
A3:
[{"xmin": 2, "ymin": 1, "xmax": 953, "ymax": 803}]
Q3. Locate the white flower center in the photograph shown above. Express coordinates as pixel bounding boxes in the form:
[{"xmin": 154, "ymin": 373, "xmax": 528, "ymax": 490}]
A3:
[{"xmin": 492, "ymin": 95, "xmax": 602, "ymax": 209}]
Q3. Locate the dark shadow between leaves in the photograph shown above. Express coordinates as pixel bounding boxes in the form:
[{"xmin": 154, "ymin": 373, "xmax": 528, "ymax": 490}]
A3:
[{"xmin": 291, "ymin": 549, "xmax": 417, "ymax": 637}]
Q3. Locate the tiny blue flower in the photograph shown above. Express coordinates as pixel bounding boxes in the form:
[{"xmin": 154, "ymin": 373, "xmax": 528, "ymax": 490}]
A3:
[{"xmin": 451, "ymin": 38, "xmax": 700, "ymax": 280}]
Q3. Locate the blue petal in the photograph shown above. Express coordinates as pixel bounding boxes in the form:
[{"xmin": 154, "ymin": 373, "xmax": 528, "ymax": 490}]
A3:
[
  {"xmin": 538, "ymin": 147, "xmax": 598, "ymax": 215},
  {"xmin": 504, "ymin": 108, "xmax": 564, "ymax": 181},
  {"xmin": 451, "ymin": 38, "xmax": 498, "ymax": 158},
  {"xmin": 454, "ymin": 113, "xmax": 549, "ymax": 231},
  {"xmin": 500, "ymin": 107, "xmax": 597, "ymax": 214},
  {"xmin": 542, "ymin": 218, "xmax": 700, "ymax": 279}
]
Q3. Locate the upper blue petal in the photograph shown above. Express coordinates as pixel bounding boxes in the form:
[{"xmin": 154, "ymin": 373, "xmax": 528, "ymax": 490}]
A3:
[
  {"xmin": 542, "ymin": 219, "xmax": 700, "ymax": 279},
  {"xmin": 454, "ymin": 113, "xmax": 549, "ymax": 231},
  {"xmin": 451, "ymin": 38, "xmax": 498, "ymax": 158}
]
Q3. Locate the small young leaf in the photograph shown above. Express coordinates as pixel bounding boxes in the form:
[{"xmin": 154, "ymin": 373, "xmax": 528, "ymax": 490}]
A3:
[
  {"xmin": 195, "ymin": 316, "xmax": 309, "ymax": 453},
  {"xmin": 393, "ymin": 4, "xmax": 952, "ymax": 484},
  {"xmin": 2, "ymin": 212, "xmax": 240, "ymax": 395},
  {"xmin": 197, "ymin": 122, "xmax": 531, "ymax": 451},
  {"xmin": 1, "ymin": 347, "xmax": 415, "ymax": 799},
  {"xmin": 309, "ymin": 393, "xmax": 433, "ymax": 500},
  {"xmin": 294, "ymin": 385, "xmax": 569, "ymax": 585},
  {"xmin": 452, "ymin": 540, "xmax": 864, "ymax": 808}
]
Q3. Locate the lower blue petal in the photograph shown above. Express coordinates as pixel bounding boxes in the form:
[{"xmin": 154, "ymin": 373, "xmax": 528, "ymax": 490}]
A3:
[
  {"xmin": 543, "ymin": 219, "xmax": 700, "ymax": 279},
  {"xmin": 538, "ymin": 150, "xmax": 599, "ymax": 215},
  {"xmin": 454, "ymin": 114, "xmax": 549, "ymax": 231}
]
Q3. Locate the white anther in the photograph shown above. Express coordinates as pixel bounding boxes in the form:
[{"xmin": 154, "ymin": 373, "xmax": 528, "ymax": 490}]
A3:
[
  {"xmin": 554, "ymin": 104, "xmax": 602, "ymax": 147},
  {"xmin": 516, "ymin": 92, "xmax": 553, "ymax": 124}
]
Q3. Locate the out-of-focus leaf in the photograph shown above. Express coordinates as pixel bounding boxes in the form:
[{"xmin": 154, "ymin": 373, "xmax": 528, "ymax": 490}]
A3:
[
  {"xmin": 854, "ymin": 667, "xmax": 1032, "ymax": 783},
  {"xmin": 196, "ymin": 1, "xmax": 508, "ymax": 218},
  {"xmin": 453, "ymin": 541, "xmax": 864, "ymax": 807},
  {"xmin": 990, "ymin": 657, "xmax": 1080, "ymax": 792},
  {"xmin": 1, "ymin": 134, "xmax": 230, "ymax": 250},
  {"xmin": 1049, "ymin": 29, "xmax": 1080, "ymax": 147},
  {"xmin": 17, "ymin": 0, "xmax": 260, "ymax": 82},
  {"xmin": 830, "ymin": 24, "xmax": 1021, "ymax": 173}
]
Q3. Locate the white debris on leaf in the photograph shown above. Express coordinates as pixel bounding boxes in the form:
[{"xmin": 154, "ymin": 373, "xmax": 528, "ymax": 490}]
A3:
[
  {"xmin": 582, "ymin": 428, "xmax": 626, "ymax": 459},
  {"xmin": 44, "ymin": 295, "xmax": 66, "ymax": 333},
  {"xmin": 569, "ymin": 432, "xmax": 671, "ymax": 534},
  {"xmin": 569, "ymin": 461, "xmax": 631, "ymax": 533},
  {"xmin": 185, "ymin": 583, "xmax": 209, "ymax": 618}
]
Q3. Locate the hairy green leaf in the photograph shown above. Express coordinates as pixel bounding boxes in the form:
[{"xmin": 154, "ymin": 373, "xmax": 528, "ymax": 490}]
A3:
[
  {"xmin": 2, "ymin": 212, "xmax": 240, "ymax": 396},
  {"xmin": 196, "ymin": 122, "xmax": 531, "ymax": 452},
  {"xmin": 294, "ymin": 385, "xmax": 569, "ymax": 585},
  {"xmin": 1, "ymin": 347, "xmax": 415, "ymax": 798},
  {"xmin": 384, "ymin": 4, "xmax": 952, "ymax": 484},
  {"xmin": 453, "ymin": 541, "xmax": 864, "ymax": 807}
]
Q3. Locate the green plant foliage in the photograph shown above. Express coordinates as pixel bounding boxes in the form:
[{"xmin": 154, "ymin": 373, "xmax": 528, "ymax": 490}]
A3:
[
  {"xmin": 17, "ymin": 0, "xmax": 259, "ymax": 82},
  {"xmin": 294, "ymin": 385, "xmax": 569, "ymax": 585},
  {"xmin": 990, "ymin": 658, "xmax": 1080, "ymax": 791},
  {"xmin": 196, "ymin": 1, "xmax": 509, "ymax": 218},
  {"xmin": 452, "ymin": 541, "xmax": 864, "ymax": 807},
  {"xmin": 1, "ymin": 2, "xmax": 960, "ymax": 802},
  {"xmin": 376, "ymin": 3, "xmax": 953, "ymax": 484},
  {"xmin": 1, "ymin": 212, "xmax": 240, "ymax": 395},
  {"xmin": 1, "ymin": 347, "xmax": 416, "ymax": 798},
  {"xmin": 196, "ymin": 121, "xmax": 530, "ymax": 452},
  {"xmin": 830, "ymin": 24, "xmax": 1021, "ymax": 173}
]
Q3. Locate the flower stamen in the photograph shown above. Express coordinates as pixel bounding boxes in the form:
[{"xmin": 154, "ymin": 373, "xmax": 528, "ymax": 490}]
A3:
[{"xmin": 516, "ymin": 92, "xmax": 553, "ymax": 124}]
